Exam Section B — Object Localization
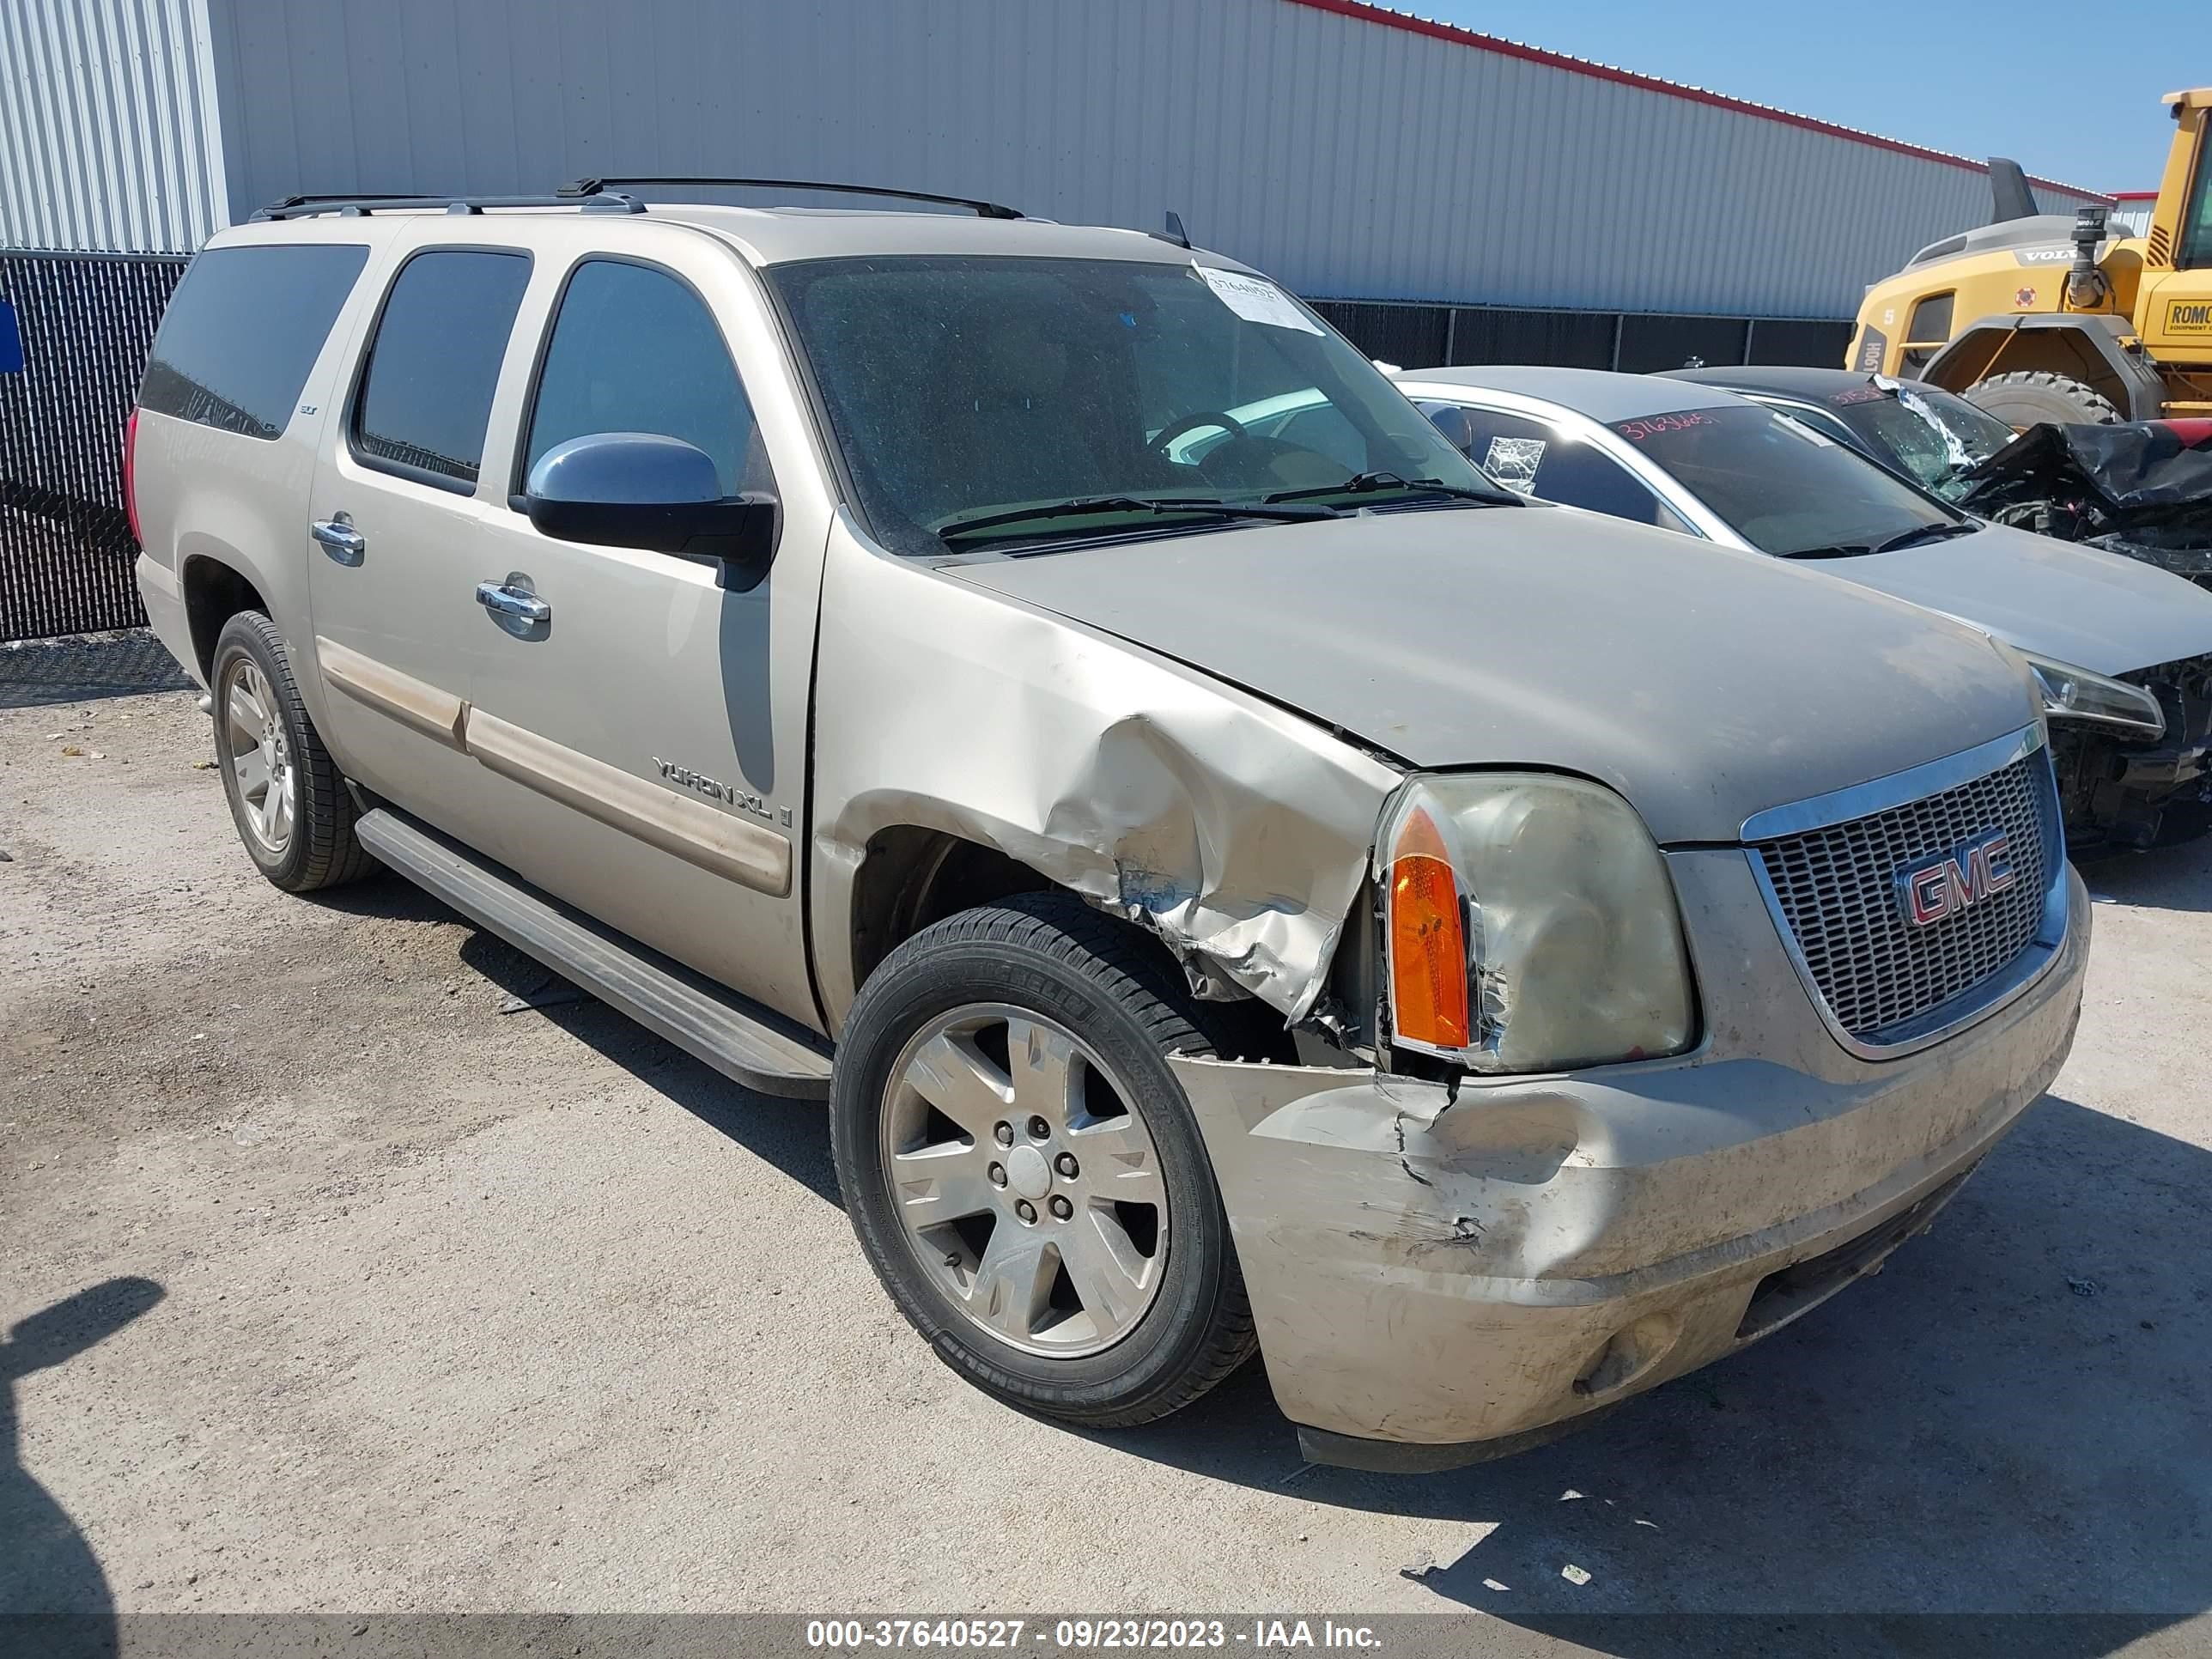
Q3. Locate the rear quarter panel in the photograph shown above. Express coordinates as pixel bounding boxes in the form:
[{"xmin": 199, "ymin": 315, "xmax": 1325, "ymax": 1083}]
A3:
[{"xmin": 131, "ymin": 222, "xmax": 395, "ymax": 731}]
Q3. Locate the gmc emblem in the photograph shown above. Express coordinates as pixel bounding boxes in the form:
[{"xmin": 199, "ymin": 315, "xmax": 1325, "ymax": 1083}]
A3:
[{"xmin": 1898, "ymin": 829, "xmax": 2018, "ymax": 927}]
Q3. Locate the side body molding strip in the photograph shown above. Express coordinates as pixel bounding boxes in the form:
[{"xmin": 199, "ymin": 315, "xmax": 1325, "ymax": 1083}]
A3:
[
  {"xmin": 315, "ymin": 640, "xmax": 792, "ymax": 896},
  {"xmin": 316, "ymin": 636, "xmax": 467, "ymax": 749},
  {"xmin": 464, "ymin": 709, "xmax": 793, "ymax": 897}
]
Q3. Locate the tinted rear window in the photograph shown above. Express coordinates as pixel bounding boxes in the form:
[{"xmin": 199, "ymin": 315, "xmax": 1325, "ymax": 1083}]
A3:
[
  {"xmin": 138, "ymin": 244, "xmax": 368, "ymax": 440},
  {"xmin": 354, "ymin": 249, "xmax": 532, "ymax": 489}
]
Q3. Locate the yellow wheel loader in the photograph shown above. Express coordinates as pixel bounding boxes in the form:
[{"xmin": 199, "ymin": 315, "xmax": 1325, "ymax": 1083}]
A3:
[{"xmin": 1850, "ymin": 88, "xmax": 2212, "ymax": 427}]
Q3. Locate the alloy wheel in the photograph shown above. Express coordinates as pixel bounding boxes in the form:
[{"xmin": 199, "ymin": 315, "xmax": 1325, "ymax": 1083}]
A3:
[
  {"xmin": 221, "ymin": 656, "xmax": 295, "ymax": 854},
  {"xmin": 879, "ymin": 1003, "xmax": 1169, "ymax": 1358}
]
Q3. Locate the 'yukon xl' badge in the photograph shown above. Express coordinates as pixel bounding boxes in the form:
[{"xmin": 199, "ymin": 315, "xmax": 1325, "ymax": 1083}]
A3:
[
  {"xmin": 1898, "ymin": 829, "xmax": 2016, "ymax": 927},
  {"xmin": 652, "ymin": 757, "xmax": 787, "ymax": 826}
]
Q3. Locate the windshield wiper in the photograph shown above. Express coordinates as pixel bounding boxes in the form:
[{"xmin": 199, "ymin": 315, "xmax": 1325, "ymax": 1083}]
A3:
[
  {"xmin": 1263, "ymin": 471, "xmax": 1522, "ymax": 507},
  {"xmin": 1869, "ymin": 521, "xmax": 1979, "ymax": 555},
  {"xmin": 1779, "ymin": 544, "xmax": 1874, "ymax": 560},
  {"xmin": 936, "ymin": 494, "xmax": 1342, "ymax": 544}
]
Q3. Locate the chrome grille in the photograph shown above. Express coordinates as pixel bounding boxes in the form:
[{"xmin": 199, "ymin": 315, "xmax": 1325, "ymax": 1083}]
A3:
[{"xmin": 1753, "ymin": 751, "xmax": 2054, "ymax": 1042}]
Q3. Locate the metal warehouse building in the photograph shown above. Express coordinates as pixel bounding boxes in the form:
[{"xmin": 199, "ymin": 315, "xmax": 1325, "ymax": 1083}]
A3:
[{"xmin": 3, "ymin": 0, "xmax": 2107, "ymax": 639}]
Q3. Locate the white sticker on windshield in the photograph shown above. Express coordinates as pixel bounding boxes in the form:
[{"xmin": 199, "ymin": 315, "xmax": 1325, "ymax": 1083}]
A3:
[
  {"xmin": 1483, "ymin": 435, "xmax": 1547, "ymax": 490},
  {"xmin": 1194, "ymin": 264, "xmax": 1324, "ymax": 334}
]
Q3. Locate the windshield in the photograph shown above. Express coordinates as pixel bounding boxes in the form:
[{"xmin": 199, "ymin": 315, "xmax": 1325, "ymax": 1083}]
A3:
[
  {"xmin": 1613, "ymin": 404, "xmax": 1962, "ymax": 557},
  {"xmin": 1825, "ymin": 383, "xmax": 2014, "ymax": 501},
  {"xmin": 767, "ymin": 255, "xmax": 1491, "ymax": 553}
]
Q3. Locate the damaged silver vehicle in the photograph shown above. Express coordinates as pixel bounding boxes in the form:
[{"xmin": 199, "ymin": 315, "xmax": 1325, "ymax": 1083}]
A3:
[
  {"xmin": 133, "ymin": 182, "xmax": 2087, "ymax": 1469},
  {"xmin": 1401, "ymin": 365, "xmax": 2212, "ymax": 854},
  {"xmin": 1661, "ymin": 363, "xmax": 2019, "ymax": 506}
]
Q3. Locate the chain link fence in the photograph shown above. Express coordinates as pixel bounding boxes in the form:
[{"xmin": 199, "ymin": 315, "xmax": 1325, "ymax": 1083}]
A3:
[{"xmin": 0, "ymin": 252, "xmax": 187, "ymax": 642}]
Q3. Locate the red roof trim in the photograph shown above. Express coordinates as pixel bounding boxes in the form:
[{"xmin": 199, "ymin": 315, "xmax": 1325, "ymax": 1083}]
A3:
[
  {"xmin": 1279, "ymin": 0, "xmax": 2106, "ymax": 199},
  {"xmin": 2110, "ymin": 191, "xmax": 2159, "ymax": 200}
]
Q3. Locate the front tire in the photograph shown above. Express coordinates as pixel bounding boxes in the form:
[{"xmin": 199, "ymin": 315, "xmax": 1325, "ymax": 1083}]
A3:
[
  {"xmin": 831, "ymin": 893, "xmax": 1262, "ymax": 1427},
  {"xmin": 1964, "ymin": 370, "xmax": 2122, "ymax": 429},
  {"xmin": 210, "ymin": 611, "xmax": 375, "ymax": 892}
]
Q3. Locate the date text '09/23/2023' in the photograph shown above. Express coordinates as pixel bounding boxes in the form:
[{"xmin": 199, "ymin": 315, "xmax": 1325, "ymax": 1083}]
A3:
[{"xmin": 803, "ymin": 1618, "xmax": 1384, "ymax": 1650}]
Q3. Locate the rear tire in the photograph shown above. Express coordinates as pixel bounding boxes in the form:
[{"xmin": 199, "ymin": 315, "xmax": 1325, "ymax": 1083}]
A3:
[
  {"xmin": 830, "ymin": 891, "xmax": 1267, "ymax": 1428},
  {"xmin": 210, "ymin": 611, "xmax": 376, "ymax": 893},
  {"xmin": 1964, "ymin": 370, "xmax": 2123, "ymax": 429}
]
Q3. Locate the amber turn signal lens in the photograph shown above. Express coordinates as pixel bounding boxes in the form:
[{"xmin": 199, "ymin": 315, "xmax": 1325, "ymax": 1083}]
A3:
[{"xmin": 1389, "ymin": 809, "xmax": 1470, "ymax": 1050}]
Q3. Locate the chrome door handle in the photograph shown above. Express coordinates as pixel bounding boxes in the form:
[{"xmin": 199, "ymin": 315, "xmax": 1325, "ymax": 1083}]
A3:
[
  {"xmin": 475, "ymin": 580, "xmax": 550, "ymax": 623},
  {"xmin": 310, "ymin": 514, "xmax": 365, "ymax": 563}
]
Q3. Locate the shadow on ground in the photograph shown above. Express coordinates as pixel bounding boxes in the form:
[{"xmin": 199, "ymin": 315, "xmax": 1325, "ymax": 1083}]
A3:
[
  {"xmin": 2078, "ymin": 832, "xmax": 2212, "ymax": 915},
  {"xmin": 349, "ymin": 878, "xmax": 2207, "ymax": 1653},
  {"xmin": 0, "ymin": 632, "xmax": 191, "ymax": 709},
  {"xmin": 1109, "ymin": 1093, "xmax": 2209, "ymax": 1655},
  {"xmin": 445, "ymin": 915, "xmax": 843, "ymax": 1206},
  {"xmin": 307, "ymin": 862, "xmax": 842, "ymax": 1203},
  {"xmin": 0, "ymin": 1278, "xmax": 164, "ymax": 1659}
]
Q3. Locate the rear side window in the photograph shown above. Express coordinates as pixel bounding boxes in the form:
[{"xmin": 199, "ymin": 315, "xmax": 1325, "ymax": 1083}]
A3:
[
  {"xmin": 523, "ymin": 258, "xmax": 769, "ymax": 497},
  {"xmin": 1419, "ymin": 401, "xmax": 1694, "ymax": 532},
  {"xmin": 139, "ymin": 244, "xmax": 368, "ymax": 440},
  {"xmin": 353, "ymin": 249, "xmax": 532, "ymax": 489}
]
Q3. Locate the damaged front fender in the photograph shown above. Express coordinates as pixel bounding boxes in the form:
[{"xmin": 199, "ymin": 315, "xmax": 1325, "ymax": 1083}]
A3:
[{"xmin": 808, "ymin": 512, "xmax": 1403, "ymax": 1030}]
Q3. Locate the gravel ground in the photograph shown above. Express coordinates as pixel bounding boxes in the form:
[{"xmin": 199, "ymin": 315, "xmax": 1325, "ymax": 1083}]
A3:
[{"xmin": 3, "ymin": 660, "xmax": 2208, "ymax": 1656}]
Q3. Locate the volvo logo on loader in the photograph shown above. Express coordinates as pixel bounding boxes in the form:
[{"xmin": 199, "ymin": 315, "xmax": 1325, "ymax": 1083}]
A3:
[{"xmin": 1897, "ymin": 830, "xmax": 2018, "ymax": 927}]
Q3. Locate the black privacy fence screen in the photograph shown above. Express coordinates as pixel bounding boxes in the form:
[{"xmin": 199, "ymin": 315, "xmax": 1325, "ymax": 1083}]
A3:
[
  {"xmin": 0, "ymin": 245, "xmax": 1848, "ymax": 644},
  {"xmin": 1305, "ymin": 298, "xmax": 1852, "ymax": 377},
  {"xmin": 0, "ymin": 251, "xmax": 186, "ymax": 642}
]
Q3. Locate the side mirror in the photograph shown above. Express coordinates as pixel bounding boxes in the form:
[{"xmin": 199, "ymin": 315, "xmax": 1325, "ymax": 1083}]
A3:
[{"xmin": 524, "ymin": 432, "xmax": 779, "ymax": 592}]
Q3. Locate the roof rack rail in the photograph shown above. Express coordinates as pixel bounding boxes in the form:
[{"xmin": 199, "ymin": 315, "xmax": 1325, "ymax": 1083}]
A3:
[
  {"xmin": 555, "ymin": 175, "xmax": 1023, "ymax": 220},
  {"xmin": 252, "ymin": 191, "xmax": 646, "ymax": 222}
]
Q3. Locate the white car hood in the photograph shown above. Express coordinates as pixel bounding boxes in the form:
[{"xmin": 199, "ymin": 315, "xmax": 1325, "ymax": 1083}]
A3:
[{"xmin": 1823, "ymin": 521, "xmax": 2212, "ymax": 677}]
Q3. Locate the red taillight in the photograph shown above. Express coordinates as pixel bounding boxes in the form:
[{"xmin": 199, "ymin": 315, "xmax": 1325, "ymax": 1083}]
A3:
[{"xmin": 123, "ymin": 408, "xmax": 142, "ymax": 546}]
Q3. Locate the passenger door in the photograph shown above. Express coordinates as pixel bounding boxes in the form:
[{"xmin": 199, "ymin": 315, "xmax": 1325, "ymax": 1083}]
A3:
[
  {"xmin": 1418, "ymin": 401, "xmax": 1698, "ymax": 533},
  {"xmin": 307, "ymin": 237, "xmax": 534, "ymax": 853},
  {"xmin": 462, "ymin": 248, "xmax": 820, "ymax": 1024}
]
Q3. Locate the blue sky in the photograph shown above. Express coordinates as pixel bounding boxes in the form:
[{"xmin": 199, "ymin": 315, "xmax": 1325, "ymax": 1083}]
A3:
[{"xmin": 1421, "ymin": 1, "xmax": 2197, "ymax": 192}]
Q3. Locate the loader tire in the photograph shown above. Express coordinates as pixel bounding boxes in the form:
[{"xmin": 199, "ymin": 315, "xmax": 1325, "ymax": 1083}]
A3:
[{"xmin": 1964, "ymin": 371, "xmax": 2123, "ymax": 430}]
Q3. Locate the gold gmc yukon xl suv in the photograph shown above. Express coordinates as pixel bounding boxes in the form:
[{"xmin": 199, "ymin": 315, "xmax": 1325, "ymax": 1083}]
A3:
[{"xmin": 130, "ymin": 183, "xmax": 2089, "ymax": 1469}]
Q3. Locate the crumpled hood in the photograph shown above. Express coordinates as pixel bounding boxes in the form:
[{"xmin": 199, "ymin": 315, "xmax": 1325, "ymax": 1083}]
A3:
[
  {"xmin": 946, "ymin": 507, "xmax": 2039, "ymax": 845},
  {"xmin": 1820, "ymin": 520, "xmax": 2212, "ymax": 676}
]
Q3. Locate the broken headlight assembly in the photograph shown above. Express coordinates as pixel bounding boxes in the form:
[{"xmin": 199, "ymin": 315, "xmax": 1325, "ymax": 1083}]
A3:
[
  {"xmin": 1376, "ymin": 773, "xmax": 1696, "ymax": 1073},
  {"xmin": 2016, "ymin": 649, "xmax": 2166, "ymax": 739}
]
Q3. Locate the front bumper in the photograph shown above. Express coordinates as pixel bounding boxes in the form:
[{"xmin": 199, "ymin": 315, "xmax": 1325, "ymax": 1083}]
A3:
[
  {"xmin": 1170, "ymin": 857, "xmax": 2090, "ymax": 1467},
  {"xmin": 2052, "ymin": 659, "xmax": 2212, "ymax": 851},
  {"xmin": 2051, "ymin": 723, "xmax": 2212, "ymax": 850}
]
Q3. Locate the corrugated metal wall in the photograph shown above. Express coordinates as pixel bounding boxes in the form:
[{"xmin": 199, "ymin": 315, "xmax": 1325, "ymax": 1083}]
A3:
[
  {"xmin": 195, "ymin": 0, "xmax": 2103, "ymax": 317},
  {"xmin": 0, "ymin": 0, "xmax": 228, "ymax": 253},
  {"xmin": 2110, "ymin": 202, "xmax": 2156, "ymax": 238}
]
